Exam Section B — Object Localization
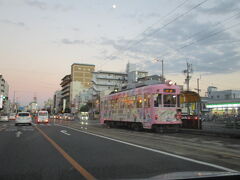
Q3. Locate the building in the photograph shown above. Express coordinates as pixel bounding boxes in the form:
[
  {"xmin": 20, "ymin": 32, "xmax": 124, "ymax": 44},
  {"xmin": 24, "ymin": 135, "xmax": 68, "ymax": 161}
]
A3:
[
  {"xmin": 205, "ymin": 86, "xmax": 240, "ymax": 115},
  {"xmin": 70, "ymin": 63, "xmax": 95, "ymax": 113},
  {"xmin": 138, "ymin": 75, "xmax": 165, "ymax": 83},
  {"xmin": 208, "ymin": 86, "xmax": 240, "ymax": 100},
  {"xmin": 92, "ymin": 70, "xmax": 127, "ymax": 95},
  {"xmin": 53, "ymin": 90, "xmax": 61, "ymax": 114},
  {"xmin": 60, "ymin": 74, "xmax": 71, "ymax": 113},
  {"xmin": 44, "ymin": 98, "xmax": 54, "ymax": 113},
  {"xmin": 127, "ymin": 70, "xmax": 148, "ymax": 84},
  {"xmin": 28, "ymin": 102, "xmax": 38, "ymax": 113},
  {"xmin": 0, "ymin": 75, "xmax": 9, "ymax": 113},
  {"xmin": 27, "ymin": 96, "xmax": 38, "ymax": 113}
]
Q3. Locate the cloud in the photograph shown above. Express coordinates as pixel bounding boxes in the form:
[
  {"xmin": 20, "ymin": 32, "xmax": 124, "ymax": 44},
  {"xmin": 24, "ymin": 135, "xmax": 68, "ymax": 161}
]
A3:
[
  {"xmin": 0, "ymin": 19, "xmax": 26, "ymax": 27},
  {"xmin": 26, "ymin": 0, "xmax": 47, "ymax": 10},
  {"xmin": 73, "ymin": 28, "xmax": 80, "ymax": 31},
  {"xmin": 99, "ymin": 10, "xmax": 240, "ymax": 75},
  {"xmin": 25, "ymin": 0, "xmax": 74, "ymax": 11},
  {"xmin": 196, "ymin": 0, "xmax": 240, "ymax": 15},
  {"xmin": 61, "ymin": 38, "xmax": 86, "ymax": 45}
]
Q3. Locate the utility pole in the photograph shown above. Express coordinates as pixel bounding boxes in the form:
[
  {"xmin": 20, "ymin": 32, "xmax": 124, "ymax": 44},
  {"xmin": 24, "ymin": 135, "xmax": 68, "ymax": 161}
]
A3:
[
  {"xmin": 154, "ymin": 58, "xmax": 164, "ymax": 82},
  {"xmin": 195, "ymin": 78, "xmax": 201, "ymax": 94},
  {"xmin": 183, "ymin": 62, "xmax": 193, "ymax": 91},
  {"xmin": 183, "ymin": 62, "xmax": 193, "ymax": 115},
  {"xmin": 195, "ymin": 77, "xmax": 202, "ymax": 129}
]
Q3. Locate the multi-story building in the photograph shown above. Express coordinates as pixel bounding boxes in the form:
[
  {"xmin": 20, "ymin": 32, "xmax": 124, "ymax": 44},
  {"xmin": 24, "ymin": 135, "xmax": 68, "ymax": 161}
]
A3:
[
  {"xmin": 44, "ymin": 98, "xmax": 54, "ymax": 113},
  {"xmin": 53, "ymin": 90, "xmax": 61, "ymax": 114},
  {"xmin": 0, "ymin": 75, "xmax": 9, "ymax": 97},
  {"xmin": 60, "ymin": 74, "xmax": 71, "ymax": 113},
  {"xmin": 92, "ymin": 70, "xmax": 127, "ymax": 95},
  {"xmin": 70, "ymin": 63, "xmax": 95, "ymax": 113},
  {"xmin": 0, "ymin": 75, "xmax": 9, "ymax": 113}
]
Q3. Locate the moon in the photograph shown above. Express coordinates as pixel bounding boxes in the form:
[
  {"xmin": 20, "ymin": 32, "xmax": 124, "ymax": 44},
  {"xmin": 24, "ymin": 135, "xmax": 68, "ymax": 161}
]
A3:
[{"xmin": 112, "ymin": 4, "xmax": 117, "ymax": 9}]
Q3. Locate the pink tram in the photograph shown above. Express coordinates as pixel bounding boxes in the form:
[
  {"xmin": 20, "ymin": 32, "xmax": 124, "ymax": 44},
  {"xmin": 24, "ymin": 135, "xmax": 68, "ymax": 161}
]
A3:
[{"xmin": 100, "ymin": 81, "xmax": 182, "ymax": 131}]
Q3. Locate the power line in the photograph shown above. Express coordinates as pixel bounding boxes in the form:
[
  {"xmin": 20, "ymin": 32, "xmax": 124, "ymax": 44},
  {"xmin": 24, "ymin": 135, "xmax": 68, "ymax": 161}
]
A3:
[
  {"xmin": 181, "ymin": 9, "xmax": 240, "ymax": 45},
  {"xmin": 96, "ymin": 0, "xmax": 198, "ymax": 68},
  {"xmin": 128, "ymin": 0, "xmax": 209, "ymax": 48},
  {"xmin": 184, "ymin": 8, "xmax": 240, "ymax": 42},
  {"xmin": 176, "ymin": 21, "xmax": 240, "ymax": 51}
]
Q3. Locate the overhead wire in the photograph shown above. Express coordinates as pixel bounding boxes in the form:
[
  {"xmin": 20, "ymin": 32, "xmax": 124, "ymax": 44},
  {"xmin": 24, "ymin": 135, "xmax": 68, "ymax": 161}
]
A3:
[
  {"xmin": 96, "ymin": 0, "xmax": 197, "ymax": 70},
  {"xmin": 176, "ymin": 21, "xmax": 240, "ymax": 51}
]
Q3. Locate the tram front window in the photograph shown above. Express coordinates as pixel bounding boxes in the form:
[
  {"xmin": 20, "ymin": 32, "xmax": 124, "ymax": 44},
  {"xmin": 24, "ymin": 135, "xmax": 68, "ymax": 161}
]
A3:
[{"xmin": 164, "ymin": 95, "xmax": 176, "ymax": 107}]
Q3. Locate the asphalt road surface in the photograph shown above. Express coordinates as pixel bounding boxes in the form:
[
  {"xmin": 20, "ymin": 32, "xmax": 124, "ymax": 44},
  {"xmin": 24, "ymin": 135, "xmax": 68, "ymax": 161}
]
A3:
[{"xmin": 0, "ymin": 121, "xmax": 238, "ymax": 180}]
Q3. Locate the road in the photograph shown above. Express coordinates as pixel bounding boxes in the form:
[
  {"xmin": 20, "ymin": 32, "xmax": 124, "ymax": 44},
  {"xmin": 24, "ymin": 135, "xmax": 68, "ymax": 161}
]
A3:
[{"xmin": 0, "ymin": 120, "xmax": 239, "ymax": 180}]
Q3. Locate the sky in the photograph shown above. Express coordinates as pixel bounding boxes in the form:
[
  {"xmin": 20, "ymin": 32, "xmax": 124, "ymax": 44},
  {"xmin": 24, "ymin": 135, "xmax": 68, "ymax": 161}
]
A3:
[{"xmin": 0, "ymin": 0, "xmax": 240, "ymax": 106}]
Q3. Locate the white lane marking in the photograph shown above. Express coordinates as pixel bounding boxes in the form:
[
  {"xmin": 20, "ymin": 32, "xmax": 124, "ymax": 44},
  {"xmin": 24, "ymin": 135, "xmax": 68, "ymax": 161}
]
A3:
[
  {"xmin": 16, "ymin": 131, "xmax": 22, "ymax": 138},
  {"xmin": 60, "ymin": 130, "xmax": 71, "ymax": 136},
  {"xmin": 56, "ymin": 124, "xmax": 237, "ymax": 173}
]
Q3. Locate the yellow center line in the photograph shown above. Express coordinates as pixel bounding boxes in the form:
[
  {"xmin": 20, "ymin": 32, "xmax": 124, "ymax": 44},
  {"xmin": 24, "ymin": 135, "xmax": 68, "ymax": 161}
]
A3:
[{"xmin": 35, "ymin": 126, "xmax": 96, "ymax": 180}]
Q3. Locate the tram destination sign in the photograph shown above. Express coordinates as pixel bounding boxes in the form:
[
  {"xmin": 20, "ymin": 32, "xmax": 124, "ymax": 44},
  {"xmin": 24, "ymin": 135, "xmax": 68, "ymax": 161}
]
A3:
[{"xmin": 163, "ymin": 89, "xmax": 176, "ymax": 93}]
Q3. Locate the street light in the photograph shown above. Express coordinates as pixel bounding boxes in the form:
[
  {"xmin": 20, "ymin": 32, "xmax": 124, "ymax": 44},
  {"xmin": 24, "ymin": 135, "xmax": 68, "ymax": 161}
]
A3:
[{"xmin": 154, "ymin": 58, "xmax": 164, "ymax": 81}]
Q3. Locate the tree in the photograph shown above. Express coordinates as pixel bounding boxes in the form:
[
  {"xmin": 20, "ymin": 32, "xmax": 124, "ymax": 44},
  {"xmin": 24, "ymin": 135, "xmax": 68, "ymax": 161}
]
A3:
[{"xmin": 80, "ymin": 105, "xmax": 89, "ymax": 112}]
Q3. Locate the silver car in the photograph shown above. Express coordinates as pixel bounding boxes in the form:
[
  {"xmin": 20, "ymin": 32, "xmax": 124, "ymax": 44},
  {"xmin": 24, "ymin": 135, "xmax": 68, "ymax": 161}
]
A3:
[
  {"xmin": 0, "ymin": 114, "xmax": 9, "ymax": 122},
  {"xmin": 15, "ymin": 112, "xmax": 32, "ymax": 126}
]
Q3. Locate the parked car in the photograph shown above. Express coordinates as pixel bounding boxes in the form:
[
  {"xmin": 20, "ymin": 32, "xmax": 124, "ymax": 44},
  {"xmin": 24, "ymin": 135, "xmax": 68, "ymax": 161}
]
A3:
[
  {"xmin": 15, "ymin": 112, "xmax": 32, "ymax": 126},
  {"xmin": 0, "ymin": 114, "xmax": 9, "ymax": 122},
  {"xmin": 9, "ymin": 113, "xmax": 16, "ymax": 120}
]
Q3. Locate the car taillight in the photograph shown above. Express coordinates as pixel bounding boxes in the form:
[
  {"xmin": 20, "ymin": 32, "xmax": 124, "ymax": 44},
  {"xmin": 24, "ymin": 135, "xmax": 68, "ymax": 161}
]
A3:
[
  {"xmin": 175, "ymin": 114, "xmax": 182, "ymax": 120},
  {"xmin": 194, "ymin": 116, "xmax": 198, "ymax": 120}
]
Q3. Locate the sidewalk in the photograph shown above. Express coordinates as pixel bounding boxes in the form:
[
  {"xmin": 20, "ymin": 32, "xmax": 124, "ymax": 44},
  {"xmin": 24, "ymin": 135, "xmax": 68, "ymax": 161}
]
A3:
[{"xmin": 181, "ymin": 121, "xmax": 240, "ymax": 138}]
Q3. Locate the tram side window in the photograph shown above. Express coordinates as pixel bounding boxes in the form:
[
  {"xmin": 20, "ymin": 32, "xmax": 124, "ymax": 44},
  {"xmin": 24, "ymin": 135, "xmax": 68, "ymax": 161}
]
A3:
[
  {"xmin": 154, "ymin": 94, "xmax": 162, "ymax": 107},
  {"xmin": 130, "ymin": 96, "xmax": 136, "ymax": 108},
  {"xmin": 137, "ymin": 96, "xmax": 143, "ymax": 108},
  {"xmin": 177, "ymin": 95, "xmax": 180, "ymax": 107},
  {"xmin": 163, "ymin": 95, "xmax": 176, "ymax": 107},
  {"xmin": 144, "ymin": 94, "xmax": 151, "ymax": 108}
]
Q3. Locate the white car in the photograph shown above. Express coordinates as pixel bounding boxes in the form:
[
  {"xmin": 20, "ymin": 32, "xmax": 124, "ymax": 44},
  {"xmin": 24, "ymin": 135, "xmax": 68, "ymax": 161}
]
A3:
[
  {"xmin": 15, "ymin": 112, "xmax": 32, "ymax": 126},
  {"xmin": 37, "ymin": 111, "xmax": 49, "ymax": 123},
  {"xmin": 0, "ymin": 115, "xmax": 9, "ymax": 122},
  {"xmin": 9, "ymin": 113, "xmax": 16, "ymax": 120}
]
